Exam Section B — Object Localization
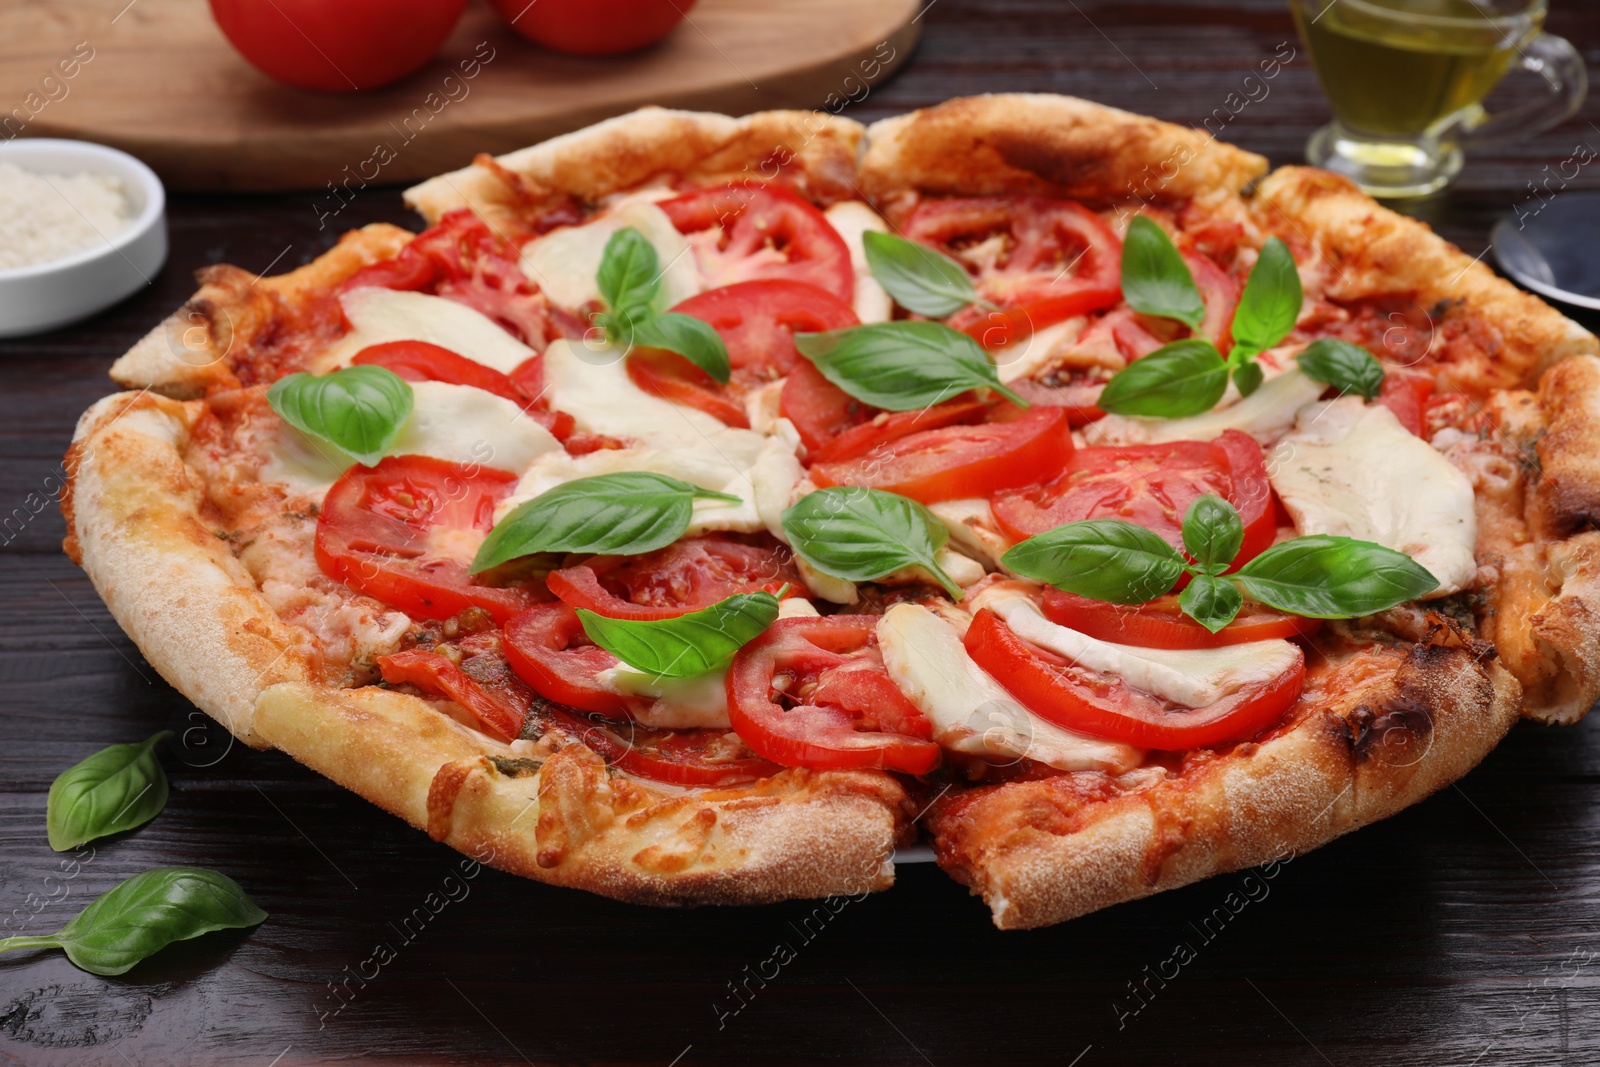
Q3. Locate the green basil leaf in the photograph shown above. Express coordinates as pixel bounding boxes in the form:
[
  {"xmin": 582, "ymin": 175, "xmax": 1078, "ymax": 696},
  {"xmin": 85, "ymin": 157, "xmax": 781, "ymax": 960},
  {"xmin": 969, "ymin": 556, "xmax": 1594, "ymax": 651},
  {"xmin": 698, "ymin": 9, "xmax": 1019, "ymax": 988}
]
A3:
[
  {"xmin": 1179, "ymin": 573, "xmax": 1244, "ymax": 633},
  {"xmin": 1120, "ymin": 215, "xmax": 1206, "ymax": 330},
  {"xmin": 1229, "ymin": 236, "xmax": 1302, "ymax": 356},
  {"xmin": 1235, "ymin": 535, "xmax": 1440, "ymax": 618},
  {"xmin": 596, "ymin": 226, "xmax": 660, "ymax": 319},
  {"xmin": 47, "ymin": 731, "xmax": 171, "ymax": 852},
  {"xmin": 1296, "ymin": 338, "xmax": 1385, "ymax": 400},
  {"xmin": 1231, "ymin": 358, "xmax": 1264, "ymax": 398},
  {"xmin": 1096, "ymin": 338, "xmax": 1229, "ymax": 417},
  {"xmin": 793, "ymin": 321, "xmax": 1028, "ymax": 411},
  {"xmin": 631, "ymin": 312, "xmax": 731, "ymax": 384},
  {"xmin": 782, "ymin": 487, "xmax": 961, "ymax": 599},
  {"xmin": 267, "ymin": 365, "xmax": 413, "ymax": 467},
  {"xmin": 471, "ymin": 472, "xmax": 741, "ymax": 573},
  {"xmin": 1181, "ymin": 494, "xmax": 1243, "ymax": 574},
  {"xmin": 578, "ymin": 591, "xmax": 780, "ymax": 678},
  {"xmin": 862, "ymin": 230, "xmax": 980, "ymax": 317},
  {"xmin": 1002, "ymin": 519, "xmax": 1186, "ymax": 604},
  {"xmin": 0, "ymin": 867, "xmax": 266, "ymax": 976}
]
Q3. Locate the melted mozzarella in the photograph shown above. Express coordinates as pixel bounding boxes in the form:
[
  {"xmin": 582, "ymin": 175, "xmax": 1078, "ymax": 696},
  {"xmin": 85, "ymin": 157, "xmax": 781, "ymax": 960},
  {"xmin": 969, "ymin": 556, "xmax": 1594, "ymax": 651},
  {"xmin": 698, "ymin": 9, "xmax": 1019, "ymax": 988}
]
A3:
[
  {"xmin": 314, "ymin": 288, "xmax": 534, "ymax": 374},
  {"xmin": 928, "ymin": 498, "xmax": 1011, "ymax": 570},
  {"xmin": 1267, "ymin": 397, "xmax": 1477, "ymax": 597},
  {"xmin": 1084, "ymin": 366, "xmax": 1324, "ymax": 447},
  {"xmin": 594, "ymin": 665, "xmax": 732, "ymax": 730},
  {"xmin": 520, "ymin": 198, "xmax": 701, "ymax": 312},
  {"xmin": 994, "ymin": 316, "xmax": 1089, "ymax": 383},
  {"xmin": 876, "ymin": 603, "xmax": 1142, "ymax": 773},
  {"xmin": 822, "ymin": 201, "xmax": 893, "ymax": 324},
  {"xmin": 541, "ymin": 338, "xmax": 729, "ymax": 441}
]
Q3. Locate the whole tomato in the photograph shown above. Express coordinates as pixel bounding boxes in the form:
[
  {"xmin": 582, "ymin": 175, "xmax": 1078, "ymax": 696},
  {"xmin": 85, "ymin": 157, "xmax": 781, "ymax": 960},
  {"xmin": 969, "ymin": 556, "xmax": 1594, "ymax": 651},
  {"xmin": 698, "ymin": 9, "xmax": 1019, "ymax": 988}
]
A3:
[
  {"xmin": 209, "ymin": 0, "xmax": 468, "ymax": 92},
  {"xmin": 490, "ymin": 0, "xmax": 695, "ymax": 56}
]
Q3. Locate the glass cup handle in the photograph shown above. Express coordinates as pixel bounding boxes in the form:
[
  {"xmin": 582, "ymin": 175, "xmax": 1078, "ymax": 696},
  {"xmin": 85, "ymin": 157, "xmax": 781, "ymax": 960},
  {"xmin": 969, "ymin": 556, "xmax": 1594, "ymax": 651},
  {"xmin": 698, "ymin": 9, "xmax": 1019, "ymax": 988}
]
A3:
[{"xmin": 1459, "ymin": 32, "xmax": 1587, "ymax": 147}]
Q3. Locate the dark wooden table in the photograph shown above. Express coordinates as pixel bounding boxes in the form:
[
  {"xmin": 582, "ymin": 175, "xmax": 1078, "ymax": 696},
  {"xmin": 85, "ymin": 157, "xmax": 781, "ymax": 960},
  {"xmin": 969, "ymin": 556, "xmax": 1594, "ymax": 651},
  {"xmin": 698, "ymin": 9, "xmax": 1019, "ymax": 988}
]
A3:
[{"xmin": 5, "ymin": 2, "xmax": 1600, "ymax": 1063}]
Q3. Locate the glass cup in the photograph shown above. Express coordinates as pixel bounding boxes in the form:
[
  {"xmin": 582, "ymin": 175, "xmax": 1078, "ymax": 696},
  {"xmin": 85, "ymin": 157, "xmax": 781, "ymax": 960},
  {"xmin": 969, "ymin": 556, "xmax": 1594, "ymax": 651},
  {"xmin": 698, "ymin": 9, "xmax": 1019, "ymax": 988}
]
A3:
[{"xmin": 1289, "ymin": 0, "xmax": 1586, "ymax": 198}]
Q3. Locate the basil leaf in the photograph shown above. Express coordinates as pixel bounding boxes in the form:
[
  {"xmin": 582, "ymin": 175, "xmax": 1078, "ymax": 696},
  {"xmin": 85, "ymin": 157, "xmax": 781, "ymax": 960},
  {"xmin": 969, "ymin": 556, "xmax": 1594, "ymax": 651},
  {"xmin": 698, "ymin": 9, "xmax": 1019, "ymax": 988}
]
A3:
[
  {"xmin": 631, "ymin": 312, "xmax": 731, "ymax": 384},
  {"xmin": 1181, "ymin": 494, "xmax": 1243, "ymax": 574},
  {"xmin": 1297, "ymin": 338, "xmax": 1385, "ymax": 400},
  {"xmin": 267, "ymin": 365, "xmax": 413, "ymax": 467},
  {"xmin": 1235, "ymin": 535, "xmax": 1439, "ymax": 618},
  {"xmin": 1002, "ymin": 519, "xmax": 1186, "ymax": 604},
  {"xmin": 596, "ymin": 226, "xmax": 660, "ymax": 319},
  {"xmin": 1121, "ymin": 215, "xmax": 1205, "ymax": 330},
  {"xmin": 1179, "ymin": 573, "xmax": 1244, "ymax": 633},
  {"xmin": 794, "ymin": 322, "xmax": 1028, "ymax": 411},
  {"xmin": 862, "ymin": 230, "xmax": 980, "ymax": 317},
  {"xmin": 47, "ymin": 731, "xmax": 171, "ymax": 852},
  {"xmin": 1096, "ymin": 339, "xmax": 1229, "ymax": 418},
  {"xmin": 782, "ymin": 487, "xmax": 962, "ymax": 599},
  {"xmin": 1232, "ymin": 358, "xmax": 1264, "ymax": 398},
  {"xmin": 578, "ymin": 591, "xmax": 780, "ymax": 678},
  {"xmin": 1229, "ymin": 236, "xmax": 1301, "ymax": 356},
  {"xmin": 0, "ymin": 867, "xmax": 266, "ymax": 976},
  {"xmin": 473, "ymin": 472, "xmax": 741, "ymax": 573}
]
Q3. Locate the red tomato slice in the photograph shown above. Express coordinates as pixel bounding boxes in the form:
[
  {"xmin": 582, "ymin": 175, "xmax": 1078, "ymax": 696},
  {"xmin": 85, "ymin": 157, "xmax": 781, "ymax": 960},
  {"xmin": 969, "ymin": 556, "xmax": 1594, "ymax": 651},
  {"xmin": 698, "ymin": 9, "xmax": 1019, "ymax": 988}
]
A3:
[
  {"xmin": 992, "ymin": 374, "xmax": 1109, "ymax": 428},
  {"xmin": 548, "ymin": 710, "xmax": 781, "ymax": 787},
  {"xmin": 378, "ymin": 642, "xmax": 530, "ymax": 743},
  {"xmin": 991, "ymin": 428, "xmax": 1276, "ymax": 567},
  {"xmin": 626, "ymin": 280, "xmax": 859, "ymax": 427},
  {"xmin": 547, "ymin": 536, "xmax": 800, "ymax": 621},
  {"xmin": 779, "ymin": 361, "xmax": 993, "ymax": 462},
  {"xmin": 503, "ymin": 603, "xmax": 631, "ymax": 716},
  {"xmin": 808, "ymin": 405, "xmax": 1073, "ymax": 505},
  {"xmin": 315, "ymin": 456, "xmax": 543, "ymax": 624},
  {"xmin": 902, "ymin": 197, "xmax": 1123, "ymax": 348},
  {"xmin": 726, "ymin": 615, "xmax": 939, "ymax": 774},
  {"xmin": 1185, "ymin": 248, "xmax": 1239, "ymax": 351},
  {"xmin": 964, "ymin": 608, "xmax": 1306, "ymax": 750},
  {"xmin": 506, "ymin": 354, "xmax": 578, "ymax": 441},
  {"xmin": 351, "ymin": 340, "xmax": 526, "ymax": 405},
  {"xmin": 1378, "ymin": 368, "xmax": 1435, "ymax": 437},
  {"xmin": 1040, "ymin": 589, "xmax": 1322, "ymax": 649},
  {"xmin": 658, "ymin": 184, "xmax": 854, "ymax": 304}
]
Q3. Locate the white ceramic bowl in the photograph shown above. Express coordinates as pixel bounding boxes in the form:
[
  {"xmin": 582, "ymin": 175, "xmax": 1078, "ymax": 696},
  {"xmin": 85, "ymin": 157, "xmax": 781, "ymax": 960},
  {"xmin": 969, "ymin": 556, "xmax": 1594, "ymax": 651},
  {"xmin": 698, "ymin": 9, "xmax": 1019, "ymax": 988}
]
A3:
[{"xmin": 0, "ymin": 139, "xmax": 167, "ymax": 339}]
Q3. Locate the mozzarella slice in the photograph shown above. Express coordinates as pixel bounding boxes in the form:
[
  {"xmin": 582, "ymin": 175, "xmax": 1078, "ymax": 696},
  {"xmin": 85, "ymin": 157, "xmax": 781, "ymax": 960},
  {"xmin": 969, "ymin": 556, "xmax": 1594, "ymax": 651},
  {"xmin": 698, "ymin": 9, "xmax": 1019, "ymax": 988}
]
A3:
[
  {"xmin": 520, "ymin": 199, "xmax": 701, "ymax": 312},
  {"xmin": 314, "ymin": 288, "xmax": 534, "ymax": 374},
  {"xmin": 822, "ymin": 201, "xmax": 893, "ymax": 324},
  {"xmin": 541, "ymin": 338, "xmax": 729, "ymax": 442},
  {"xmin": 974, "ymin": 588, "xmax": 1301, "ymax": 708},
  {"xmin": 875, "ymin": 604, "xmax": 1142, "ymax": 773},
  {"xmin": 1267, "ymin": 397, "xmax": 1477, "ymax": 597},
  {"xmin": 1084, "ymin": 366, "xmax": 1324, "ymax": 447},
  {"xmin": 994, "ymin": 316, "xmax": 1089, "ymax": 383},
  {"xmin": 928, "ymin": 498, "xmax": 1012, "ymax": 570},
  {"xmin": 594, "ymin": 665, "xmax": 731, "ymax": 730}
]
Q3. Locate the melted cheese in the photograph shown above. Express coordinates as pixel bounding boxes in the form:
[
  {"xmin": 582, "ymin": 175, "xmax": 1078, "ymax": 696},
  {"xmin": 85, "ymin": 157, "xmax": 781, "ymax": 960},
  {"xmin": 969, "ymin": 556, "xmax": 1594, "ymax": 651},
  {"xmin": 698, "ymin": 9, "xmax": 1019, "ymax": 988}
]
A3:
[
  {"xmin": 519, "ymin": 198, "xmax": 701, "ymax": 312},
  {"xmin": 1084, "ymin": 366, "xmax": 1324, "ymax": 447},
  {"xmin": 594, "ymin": 665, "xmax": 731, "ymax": 729},
  {"xmin": 314, "ymin": 288, "xmax": 534, "ymax": 374},
  {"xmin": 822, "ymin": 201, "xmax": 893, "ymax": 324},
  {"xmin": 994, "ymin": 316, "xmax": 1088, "ymax": 383},
  {"xmin": 1267, "ymin": 397, "xmax": 1477, "ymax": 597},
  {"xmin": 928, "ymin": 498, "xmax": 1011, "ymax": 570},
  {"xmin": 541, "ymin": 338, "xmax": 729, "ymax": 441}
]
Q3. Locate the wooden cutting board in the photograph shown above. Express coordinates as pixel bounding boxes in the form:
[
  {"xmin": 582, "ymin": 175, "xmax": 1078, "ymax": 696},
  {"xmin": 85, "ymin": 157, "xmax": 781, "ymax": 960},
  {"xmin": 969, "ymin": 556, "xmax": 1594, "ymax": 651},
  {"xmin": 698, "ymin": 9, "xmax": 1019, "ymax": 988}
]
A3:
[{"xmin": 0, "ymin": 0, "xmax": 920, "ymax": 192}]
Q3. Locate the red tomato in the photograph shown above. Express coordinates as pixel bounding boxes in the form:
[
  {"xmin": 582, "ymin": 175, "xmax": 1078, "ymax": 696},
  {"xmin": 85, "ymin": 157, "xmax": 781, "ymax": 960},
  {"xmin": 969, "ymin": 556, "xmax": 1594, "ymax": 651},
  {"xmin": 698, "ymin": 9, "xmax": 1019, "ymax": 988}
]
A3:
[
  {"xmin": 964, "ymin": 608, "xmax": 1306, "ymax": 750},
  {"xmin": 378, "ymin": 636, "xmax": 530, "ymax": 743},
  {"xmin": 315, "ymin": 456, "xmax": 542, "ymax": 623},
  {"xmin": 780, "ymin": 361, "xmax": 993, "ymax": 462},
  {"xmin": 809, "ymin": 405, "xmax": 1074, "ymax": 505},
  {"xmin": 1040, "ymin": 589, "xmax": 1322, "ymax": 650},
  {"xmin": 627, "ymin": 281, "xmax": 858, "ymax": 427},
  {"xmin": 548, "ymin": 710, "xmax": 780, "ymax": 787},
  {"xmin": 659, "ymin": 184, "xmax": 854, "ymax": 304},
  {"xmin": 726, "ymin": 616, "xmax": 939, "ymax": 774},
  {"xmin": 506, "ymin": 354, "xmax": 578, "ymax": 441},
  {"xmin": 1185, "ymin": 248, "xmax": 1239, "ymax": 350},
  {"xmin": 351, "ymin": 341, "xmax": 525, "ymax": 404},
  {"xmin": 209, "ymin": 0, "xmax": 467, "ymax": 92},
  {"xmin": 546, "ymin": 536, "xmax": 800, "ymax": 621},
  {"xmin": 902, "ymin": 197, "xmax": 1122, "ymax": 348},
  {"xmin": 990, "ymin": 429, "xmax": 1276, "ymax": 568},
  {"xmin": 991, "ymin": 374, "xmax": 1108, "ymax": 428},
  {"xmin": 1378, "ymin": 369, "xmax": 1435, "ymax": 437},
  {"xmin": 503, "ymin": 603, "xmax": 630, "ymax": 716},
  {"xmin": 489, "ymin": 0, "xmax": 693, "ymax": 56}
]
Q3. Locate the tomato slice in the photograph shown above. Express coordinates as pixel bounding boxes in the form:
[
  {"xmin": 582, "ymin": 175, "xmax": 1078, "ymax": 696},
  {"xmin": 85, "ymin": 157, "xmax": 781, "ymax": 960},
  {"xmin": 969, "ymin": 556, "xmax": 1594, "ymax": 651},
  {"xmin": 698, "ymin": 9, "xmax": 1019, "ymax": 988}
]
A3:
[
  {"xmin": 809, "ymin": 405, "xmax": 1074, "ymax": 505},
  {"xmin": 902, "ymin": 197, "xmax": 1122, "ymax": 348},
  {"xmin": 992, "ymin": 373, "xmax": 1110, "ymax": 428},
  {"xmin": 1378, "ymin": 368, "xmax": 1435, "ymax": 437},
  {"xmin": 503, "ymin": 603, "xmax": 631, "ymax": 716},
  {"xmin": 351, "ymin": 340, "xmax": 526, "ymax": 404},
  {"xmin": 315, "ymin": 456, "xmax": 543, "ymax": 623},
  {"xmin": 548, "ymin": 709, "xmax": 781, "ymax": 787},
  {"xmin": 378, "ymin": 635, "xmax": 531, "ymax": 743},
  {"xmin": 964, "ymin": 608, "xmax": 1306, "ymax": 750},
  {"xmin": 726, "ymin": 615, "xmax": 939, "ymax": 774},
  {"xmin": 1040, "ymin": 589, "xmax": 1322, "ymax": 649},
  {"xmin": 626, "ymin": 280, "xmax": 859, "ymax": 428},
  {"xmin": 658, "ymin": 183, "xmax": 854, "ymax": 304},
  {"xmin": 1186, "ymin": 248, "xmax": 1239, "ymax": 351},
  {"xmin": 780, "ymin": 361, "xmax": 993, "ymax": 462},
  {"xmin": 990, "ymin": 428, "xmax": 1276, "ymax": 567},
  {"xmin": 547, "ymin": 536, "xmax": 800, "ymax": 621}
]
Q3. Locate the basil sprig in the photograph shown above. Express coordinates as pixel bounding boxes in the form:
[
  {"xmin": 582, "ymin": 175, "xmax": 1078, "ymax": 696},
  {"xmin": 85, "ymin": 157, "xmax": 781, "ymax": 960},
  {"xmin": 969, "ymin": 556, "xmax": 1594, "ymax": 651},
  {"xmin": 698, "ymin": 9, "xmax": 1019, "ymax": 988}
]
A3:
[
  {"xmin": 268, "ymin": 365, "xmax": 413, "ymax": 467},
  {"xmin": 1003, "ymin": 494, "xmax": 1438, "ymax": 632},
  {"xmin": 579, "ymin": 590, "xmax": 781, "ymax": 678},
  {"xmin": 47, "ymin": 731, "xmax": 171, "ymax": 852},
  {"xmin": 595, "ymin": 227, "xmax": 729, "ymax": 383},
  {"xmin": 862, "ymin": 231, "xmax": 998, "ymax": 318},
  {"xmin": 471, "ymin": 472, "xmax": 741, "ymax": 574},
  {"xmin": 782, "ymin": 487, "xmax": 963, "ymax": 599},
  {"xmin": 794, "ymin": 321, "xmax": 1027, "ymax": 411},
  {"xmin": 0, "ymin": 867, "xmax": 266, "ymax": 976}
]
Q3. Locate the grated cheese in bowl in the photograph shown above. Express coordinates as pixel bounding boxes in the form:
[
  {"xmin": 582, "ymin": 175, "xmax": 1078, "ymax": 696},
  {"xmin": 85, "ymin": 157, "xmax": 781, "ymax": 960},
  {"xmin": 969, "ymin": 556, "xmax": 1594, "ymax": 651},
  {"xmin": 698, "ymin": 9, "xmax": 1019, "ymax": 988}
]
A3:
[{"xmin": 0, "ymin": 162, "xmax": 134, "ymax": 272}]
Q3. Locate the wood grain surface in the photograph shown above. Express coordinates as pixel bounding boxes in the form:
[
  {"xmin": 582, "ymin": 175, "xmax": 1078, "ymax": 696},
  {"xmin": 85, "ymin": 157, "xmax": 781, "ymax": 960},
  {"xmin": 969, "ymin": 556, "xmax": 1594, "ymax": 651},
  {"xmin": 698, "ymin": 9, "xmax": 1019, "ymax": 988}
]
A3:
[{"xmin": 3, "ymin": 1, "xmax": 1600, "ymax": 1064}]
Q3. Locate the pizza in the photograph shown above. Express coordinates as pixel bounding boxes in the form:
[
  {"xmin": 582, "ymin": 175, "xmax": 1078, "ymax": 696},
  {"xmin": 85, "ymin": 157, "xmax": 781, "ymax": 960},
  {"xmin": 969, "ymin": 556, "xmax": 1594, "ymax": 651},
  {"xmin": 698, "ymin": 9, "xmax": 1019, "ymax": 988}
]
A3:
[{"xmin": 63, "ymin": 94, "xmax": 1600, "ymax": 929}]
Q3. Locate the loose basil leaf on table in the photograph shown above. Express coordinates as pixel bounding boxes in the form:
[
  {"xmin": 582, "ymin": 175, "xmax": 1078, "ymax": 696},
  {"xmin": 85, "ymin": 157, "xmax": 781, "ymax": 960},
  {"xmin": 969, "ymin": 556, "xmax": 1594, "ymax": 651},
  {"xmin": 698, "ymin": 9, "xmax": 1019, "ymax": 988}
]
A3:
[
  {"xmin": 782, "ymin": 487, "xmax": 963, "ymax": 599},
  {"xmin": 1227, "ymin": 236, "xmax": 1302, "ymax": 359},
  {"xmin": 1095, "ymin": 338, "xmax": 1230, "ymax": 418},
  {"xmin": 1234, "ymin": 535, "xmax": 1440, "ymax": 618},
  {"xmin": 471, "ymin": 472, "xmax": 742, "ymax": 573},
  {"xmin": 1120, "ymin": 215, "xmax": 1206, "ymax": 330},
  {"xmin": 47, "ymin": 731, "xmax": 172, "ymax": 852},
  {"xmin": 630, "ymin": 311, "xmax": 731, "ymax": 384},
  {"xmin": 793, "ymin": 321, "xmax": 1029, "ymax": 411},
  {"xmin": 861, "ymin": 230, "xmax": 984, "ymax": 318},
  {"xmin": 0, "ymin": 867, "xmax": 266, "ymax": 976},
  {"xmin": 596, "ymin": 226, "xmax": 662, "ymax": 322},
  {"xmin": 1002, "ymin": 519, "xmax": 1186, "ymax": 604},
  {"xmin": 267, "ymin": 365, "xmax": 413, "ymax": 467},
  {"xmin": 1181, "ymin": 494, "xmax": 1244, "ymax": 575},
  {"xmin": 1296, "ymin": 338, "xmax": 1386, "ymax": 400},
  {"xmin": 578, "ymin": 590, "xmax": 781, "ymax": 678},
  {"xmin": 1178, "ymin": 572, "xmax": 1246, "ymax": 633}
]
